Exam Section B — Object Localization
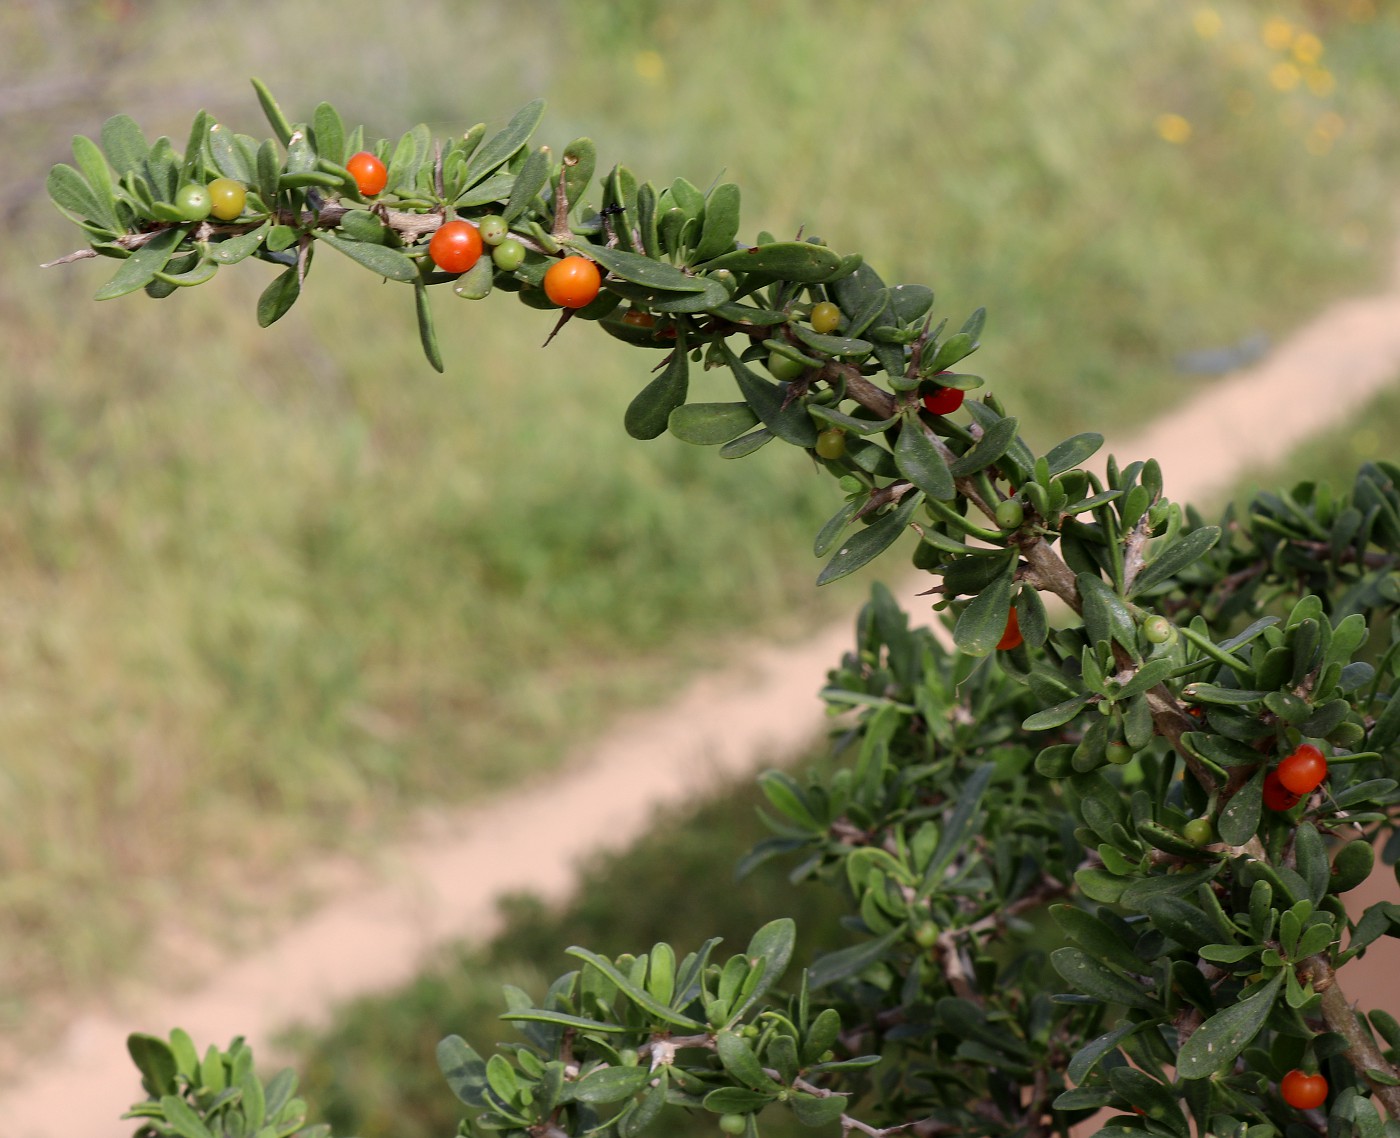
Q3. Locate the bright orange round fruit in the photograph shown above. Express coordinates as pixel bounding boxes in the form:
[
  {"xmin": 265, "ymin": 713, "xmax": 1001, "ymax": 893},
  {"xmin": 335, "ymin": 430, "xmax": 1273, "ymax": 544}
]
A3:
[
  {"xmin": 543, "ymin": 255, "xmax": 602, "ymax": 309},
  {"xmin": 1280, "ymin": 1069, "xmax": 1327, "ymax": 1110},
  {"xmin": 1277, "ymin": 743, "xmax": 1327, "ymax": 796},
  {"xmin": 429, "ymin": 220, "xmax": 484, "ymax": 274},
  {"xmin": 346, "ymin": 151, "xmax": 388, "ymax": 197}
]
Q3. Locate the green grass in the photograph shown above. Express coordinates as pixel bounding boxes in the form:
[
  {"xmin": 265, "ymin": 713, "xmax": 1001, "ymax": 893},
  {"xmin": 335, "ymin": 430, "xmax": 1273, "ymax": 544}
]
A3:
[{"xmin": 3, "ymin": 0, "xmax": 1400, "ymax": 1021}]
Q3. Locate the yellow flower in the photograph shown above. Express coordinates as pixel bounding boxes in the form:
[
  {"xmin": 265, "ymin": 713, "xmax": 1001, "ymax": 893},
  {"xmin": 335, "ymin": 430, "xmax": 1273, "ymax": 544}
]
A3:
[
  {"xmin": 1305, "ymin": 67, "xmax": 1336, "ymax": 96},
  {"xmin": 1269, "ymin": 60, "xmax": 1301, "ymax": 91},
  {"xmin": 634, "ymin": 51, "xmax": 665, "ymax": 83},
  {"xmin": 1261, "ymin": 16, "xmax": 1294, "ymax": 50},
  {"xmin": 1155, "ymin": 113, "xmax": 1193, "ymax": 144},
  {"xmin": 1193, "ymin": 7, "xmax": 1222, "ymax": 38},
  {"xmin": 1291, "ymin": 32, "xmax": 1323, "ymax": 65}
]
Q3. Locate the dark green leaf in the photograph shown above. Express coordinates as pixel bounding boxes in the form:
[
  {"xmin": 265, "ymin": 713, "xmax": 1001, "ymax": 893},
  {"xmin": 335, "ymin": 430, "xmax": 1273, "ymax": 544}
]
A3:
[
  {"xmin": 578, "ymin": 243, "xmax": 709, "ymax": 292},
  {"xmin": 953, "ymin": 556, "xmax": 1016, "ymax": 657},
  {"xmin": 716, "ymin": 1031, "xmax": 773, "ymax": 1091},
  {"xmin": 950, "ymin": 415, "xmax": 1020, "ymax": 478},
  {"xmin": 894, "ymin": 413, "xmax": 954, "ymax": 500},
  {"xmin": 71, "ymin": 135, "xmax": 119, "ymax": 230},
  {"xmin": 625, "ymin": 332, "xmax": 689, "ymax": 440},
  {"xmin": 703, "ymin": 1087, "xmax": 775, "ymax": 1113},
  {"xmin": 210, "ymin": 223, "xmax": 270, "ymax": 265},
  {"xmin": 1050, "ymin": 947, "xmax": 1156, "ymax": 1010},
  {"xmin": 1044, "ymin": 433, "xmax": 1103, "ymax": 476},
  {"xmin": 891, "ymin": 284, "xmax": 936, "ymax": 323},
  {"xmin": 816, "ymin": 492, "xmax": 922, "ymax": 586},
  {"xmin": 669, "ymin": 402, "xmax": 758, "ymax": 446},
  {"xmin": 730, "ymin": 918, "xmax": 796, "ymax": 1021},
  {"xmin": 790, "ymin": 324, "xmax": 873, "ymax": 358},
  {"xmin": 101, "ymin": 113, "xmax": 148, "ymax": 176},
  {"xmin": 560, "ymin": 137, "xmax": 596, "ymax": 209},
  {"xmin": 722, "ymin": 343, "xmax": 817, "ymax": 447},
  {"xmin": 927, "ymin": 331, "xmax": 977, "ymax": 373},
  {"xmin": 250, "ymin": 77, "xmax": 293, "ymax": 145},
  {"xmin": 311, "ymin": 102, "xmax": 344, "ymax": 166},
  {"xmin": 126, "ymin": 1033, "xmax": 178, "ymax": 1097},
  {"xmin": 692, "ymin": 182, "xmax": 741, "ymax": 263},
  {"xmin": 256, "ymin": 267, "xmax": 300, "ymax": 327},
  {"xmin": 503, "ymin": 145, "xmax": 551, "ymax": 224},
  {"xmin": 438, "ymin": 1035, "xmax": 488, "ymax": 1107},
  {"xmin": 697, "ymin": 241, "xmax": 844, "ymax": 281},
  {"xmin": 790, "ymin": 1091, "xmax": 849, "ymax": 1127},
  {"xmin": 499, "ymin": 1008, "xmax": 628, "ymax": 1032},
  {"xmin": 923, "ymin": 763, "xmax": 995, "ymax": 886},
  {"xmin": 464, "ymin": 99, "xmax": 546, "ymax": 185},
  {"xmin": 1130, "ymin": 527, "xmax": 1222, "ymax": 596},
  {"xmin": 1217, "ymin": 769, "xmax": 1263, "ymax": 846},
  {"xmin": 414, "ymin": 279, "xmax": 443, "ymax": 373},
  {"xmin": 1052, "ymin": 906, "xmax": 1144, "ymax": 974},
  {"xmin": 810, "ymin": 928, "xmax": 902, "ymax": 989},
  {"xmin": 46, "ymin": 163, "xmax": 104, "ymax": 224},
  {"xmin": 572, "ymin": 1065, "xmax": 650, "ymax": 1104},
  {"xmin": 720, "ymin": 428, "xmax": 773, "ymax": 459},
  {"xmin": 94, "ymin": 226, "xmax": 187, "ymax": 300},
  {"xmin": 316, "ymin": 231, "xmax": 418, "ymax": 281},
  {"xmin": 1023, "ymin": 693, "xmax": 1094, "ymax": 731},
  {"xmin": 1175, "ymin": 972, "xmax": 1283, "ymax": 1079},
  {"xmin": 1078, "ymin": 573, "xmax": 1138, "ymax": 654},
  {"xmin": 1068, "ymin": 1023, "xmax": 1139, "ymax": 1084}
]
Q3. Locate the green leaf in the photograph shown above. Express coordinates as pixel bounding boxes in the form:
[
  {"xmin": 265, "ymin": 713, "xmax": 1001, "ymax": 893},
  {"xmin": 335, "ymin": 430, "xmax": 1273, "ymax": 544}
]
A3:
[
  {"xmin": 1068, "ymin": 1023, "xmax": 1139, "ymax": 1084},
  {"xmin": 668, "ymin": 402, "xmax": 758, "ymax": 446},
  {"xmin": 1217, "ymin": 769, "xmax": 1263, "ymax": 846},
  {"xmin": 692, "ymin": 182, "xmax": 741, "ymax": 263},
  {"xmin": 894, "ymin": 413, "xmax": 955, "ymax": 500},
  {"xmin": 720, "ymin": 428, "xmax": 774, "ymax": 459},
  {"xmin": 250, "ymin": 78, "xmax": 293, "ymax": 145},
  {"xmin": 256, "ymin": 267, "xmax": 300, "ymax": 327},
  {"xmin": 790, "ymin": 324, "xmax": 873, "ymax": 359},
  {"xmin": 210, "ymin": 223, "xmax": 270, "ymax": 265},
  {"xmin": 560, "ymin": 137, "xmax": 596, "ymax": 209},
  {"xmin": 315, "ymin": 231, "xmax": 419, "ymax": 281},
  {"xmin": 1050, "ymin": 947, "xmax": 1156, "ymax": 1010},
  {"xmin": 697, "ymin": 241, "xmax": 844, "ymax": 281},
  {"xmin": 311, "ymin": 102, "xmax": 345, "ymax": 167},
  {"xmin": 816, "ymin": 492, "xmax": 922, "ymax": 586},
  {"xmin": 814, "ymin": 500, "xmax": 860, "ymax": 558},
  {"xmin": 625, "ymin": 332, "xmax": 689, "ymax": 440},
  {"xmin": 572, "ymin": 1065, "xmax": 650, "ymax": 1104},
  {"xmin": 207, "ymin": 123, "xmax": 253, "ymax": 182},
  {"xmin": 716, "ymin": 1030, "xmax": 774, "ymax": 1091},
  {"xmin": 126, "ymin": 1033, "xmax": 178, "ymax": 1097},
  {"xmin": 71, "ymin": 135, "xmax": 119, "ymax": 230},
  {"xmin": 1044, "ymin": 433, "xmax": 1104, "ymax": 476},
  {"xmin": 704, "ymin": 1087, "xmax": 776, "ymax": 1113},
  {"xmin": 790, "ymin": 1091, "xmax": 849, "ymax": 1127},
  {"xmin": 926, "ymin": 331, "xmax": 977, "ymax": 374},
  {"xmin": 1078, "ymin": 573, "xmax": 1137, "ymax": 654},
  {"xmin": 730, "ymin": 918, "xmax": 796, "ymax": 1021},
  {"xmin": 565, "ymin": 947, "xmax": 704, "ymax": 1029},
  {"xmin": 1130, "ymin": 526, "xmax": 1222, "ymax": 596},
  {"xmin": 1022, "ymin": 693, "xmax": 1094, "ymax": 731},
  {"xmin": 101, "ymin": 113, "xmax": 149, "ymax": 176},
  {"xmin": 953, "ymin": 556, "xmax": 1016, "ymax": 657},
  {"xmin": 414, "ymin": 280, "xmax": 443, "ymax": 373},
  {"xmin": 722, "ymin": 343, "xmax": 817, "ymax": 448},
  {"xmin": 47, "ymin": 163, "xmax": 105, "ymax": 224},
  {"xmin": 159, "ymin": 1095, "xmax": 215, "ymax": 1138},
  {"xmin": 810, "ymin": 928, "xmax": 902, "ymax": 989},
  {"xmin": 578, "ymin": 242, "xmax": 710, "ymax": 292},
  {"xmin": 94, "ymin": 226, "xmax": 188, "ymax": 300},
  {"xmin": 438, "ymin": 1035, "xmax": 489, "ymax": 1107},
  {"xmin": 1175, "ymin": 972, "xmax": 1284, "ymax": 1079},
  {"xmin": 1052, "ymin": 906, "xmax": 1145, "ymax": 975},
  {"xmin": 464, "ymin": 98, "xmax": 546, "ymax": 185},
  {"xmin": 255, "ymin": 137, "xmax": 281, "ymax": 212},
  {"xmin": 950, "ymin": 415, "xmax": 1020, "ymax": 478},
  {"xmin": 503, "ymin": 145, "xmax": 551, "ymax": 224},
  {"xmin": 923, "ymin": 763, "xmax": 996, "ymax": 887}
]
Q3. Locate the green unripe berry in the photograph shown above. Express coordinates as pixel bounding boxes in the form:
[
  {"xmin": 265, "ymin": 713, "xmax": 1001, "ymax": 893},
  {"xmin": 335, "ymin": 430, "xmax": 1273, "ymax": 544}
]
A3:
[
  {"xmin": 1183, "ymin": 817, "xmax": 1214, "ymax": 846},
  {"xmin": 1143, "ymin": 615, "xmax": 1175, "ymax": 644},
  {"xmin": 477, "ymin": 214, "xmax": 509, "ymax": 245},
  {"xmin": 718, "ymin": 1114, "xmax": 748, "ymax": 1135},
  {"xmin": 810, "ymin": 300, "xmax": 841, "ymax": 334},
  {"xmin": 912, "ymin": 920, "xmax": 940, "ymax": 948},
  {"xmin": 492, "ymin": 238, "xmax": 527, "ymax": 272},
  {"xmin": 710, "ymin": 268, "xmax": 738, "ymax": 294},
  {"xmin": 173, "ymin": 182, "xmax": 212, "ymax": 221},
  {"xmin": 995, "ymin": 498, "xmax": 1024, "ymax": 530},
  {"xmin": 206, "ymin": 178, "xmax": 247, "ymax": 221},
  {"xmin": 767, "ymin": 350, "xmax": 806, "ymax": 381},
  {"xmin": 815, "ymin": 428, "xmax": 847, "ymax": 461},
  {"xmin": 1105, "ymin": 742, "xmax": 1133, "ymax": 765}
]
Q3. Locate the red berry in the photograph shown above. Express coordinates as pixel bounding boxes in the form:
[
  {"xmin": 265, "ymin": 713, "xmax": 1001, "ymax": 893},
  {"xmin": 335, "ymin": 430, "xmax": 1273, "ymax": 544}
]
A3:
[
  {"xmin": 1280, "ymin": 1069, "xmax": 1328, "ymax": 1110},
  {"xmin": 429, "ymin": 220, "xmax": 484, "ymax": 274},
  {"xmin": 923, "ymin": 385, "xmax": 965, "ymax": 416},
  {"xmin": 1263, "ymin": 770, "xmax": 1303, "ymax": 812},
  {"xmin": 997, "ymin": 608, "xmax": 1023, "ymax": 651},
  {"xmin": 1277, "ymin": 744, "xmax": 1328, "ymax": 796},
  {"xmin": 543, "ymin": 255, "xmax": 602, "ymax": 308},
  {"xmin": 346, "ymin": 151, "xmax": 388, "ymax": 197}
]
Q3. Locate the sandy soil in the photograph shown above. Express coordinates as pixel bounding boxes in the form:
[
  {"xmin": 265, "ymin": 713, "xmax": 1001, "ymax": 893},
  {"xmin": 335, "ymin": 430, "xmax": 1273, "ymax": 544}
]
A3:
[{"xmin": 6, "ymin": 238, "xmax": 1400, "ymax": 1135}]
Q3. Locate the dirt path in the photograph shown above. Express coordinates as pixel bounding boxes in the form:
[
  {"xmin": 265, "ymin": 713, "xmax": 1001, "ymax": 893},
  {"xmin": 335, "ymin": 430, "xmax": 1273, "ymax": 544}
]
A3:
[{"xmin": 7, "ymin": 240, "xmax": 1400, "ymax": 1136}]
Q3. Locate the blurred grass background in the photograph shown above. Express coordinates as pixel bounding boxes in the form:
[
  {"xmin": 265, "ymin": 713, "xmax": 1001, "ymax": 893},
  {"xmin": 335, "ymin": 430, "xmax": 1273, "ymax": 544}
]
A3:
[{"xmin": 2, "ymin": 0, "xmax": 1398, "ymax": 1048}]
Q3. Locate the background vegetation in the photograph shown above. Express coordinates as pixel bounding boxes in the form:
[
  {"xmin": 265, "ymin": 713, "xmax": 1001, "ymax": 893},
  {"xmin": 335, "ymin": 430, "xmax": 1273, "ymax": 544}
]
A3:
[{"xmin": 3, "ymin": 0, "xmax": 1398, "ymax": 1059}]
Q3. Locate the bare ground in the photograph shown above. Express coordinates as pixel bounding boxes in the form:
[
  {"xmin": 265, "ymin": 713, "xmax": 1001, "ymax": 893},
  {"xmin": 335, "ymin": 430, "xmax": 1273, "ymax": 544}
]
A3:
[{"xmin": 6, "ymin": 237, "xmax": 1400, "ymax": 1135}]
